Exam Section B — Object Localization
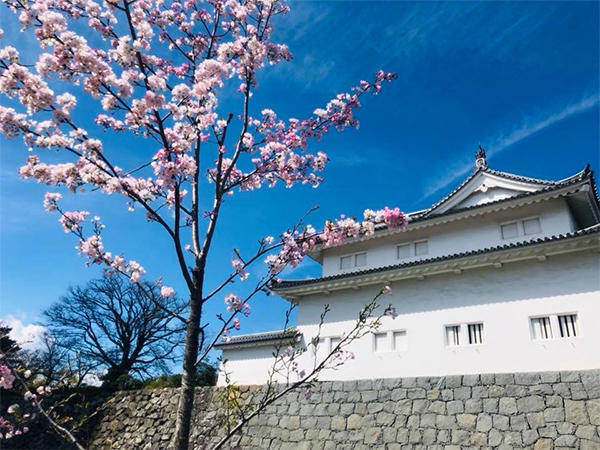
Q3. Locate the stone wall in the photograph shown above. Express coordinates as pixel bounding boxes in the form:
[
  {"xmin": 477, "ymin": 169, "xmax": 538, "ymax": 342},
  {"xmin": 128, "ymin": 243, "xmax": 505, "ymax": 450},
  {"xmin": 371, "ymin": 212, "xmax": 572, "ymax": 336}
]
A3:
[{"xmin": 8, "ymin": 370, "xmax": 600, "ymax": 450}]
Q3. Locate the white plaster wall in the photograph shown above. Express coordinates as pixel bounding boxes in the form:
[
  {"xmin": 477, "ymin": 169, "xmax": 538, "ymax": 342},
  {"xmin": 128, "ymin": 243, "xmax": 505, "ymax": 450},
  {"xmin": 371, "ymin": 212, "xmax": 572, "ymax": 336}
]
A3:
[
  {"xmin": 457, "ymin": 187, "xmax": 525, "ymax": 209},
  {"xmin": 219, "ymin": 251, "xmax": 600, "ymax": 385},
  {"xmin": 322, "ymin": 198, "xmax": 575, "ymax": 277}
]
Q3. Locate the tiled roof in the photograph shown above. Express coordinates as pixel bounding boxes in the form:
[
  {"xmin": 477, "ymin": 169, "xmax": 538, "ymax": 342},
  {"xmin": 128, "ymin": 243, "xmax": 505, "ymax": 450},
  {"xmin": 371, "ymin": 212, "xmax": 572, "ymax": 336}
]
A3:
[
  {"xmin": 214, "ymin": 329, "xmax": 300, "ymax": 349},
  {"xmin": 420, "ymin": 165, "xmax": 590, "ymax": 218},
  {"xmin": 275, "ymin": 224, "xmax": 600, "ymax": 289}
]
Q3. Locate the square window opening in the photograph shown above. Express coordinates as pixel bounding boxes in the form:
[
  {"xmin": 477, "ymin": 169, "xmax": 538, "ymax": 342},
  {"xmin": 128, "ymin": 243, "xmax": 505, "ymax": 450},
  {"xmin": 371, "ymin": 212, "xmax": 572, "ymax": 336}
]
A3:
[
  {"xmin": 355, "ymin": 252, "xmax": 367, "ymax": 267},
  {"xmin": 393, "ymin": 331, "xmax": 408, "ymax": 351},
  {"xmin": 397, "ymin": 244, "xmax": 411, "ymax": 259},
  {"xmin": 374, "ymin": 332, "xmax": 389, "ymax": 353},
  {"xmin": 415, "ymin": 240, "xmax": 429, "ymax": 256},
  {"xmin": 501, "ymin": 222, "xmax": 519, "ymax": 240},
  {"xmin": 523, "ymin": 218, "xmax": 541, "ymax": 236},
  {"xmin": 340, "ymin": 256, "xmax": 352, "ymax": 270},
  {"xmin": 329, "ymin": 337, "xmax": 341, "ymax": 353}
]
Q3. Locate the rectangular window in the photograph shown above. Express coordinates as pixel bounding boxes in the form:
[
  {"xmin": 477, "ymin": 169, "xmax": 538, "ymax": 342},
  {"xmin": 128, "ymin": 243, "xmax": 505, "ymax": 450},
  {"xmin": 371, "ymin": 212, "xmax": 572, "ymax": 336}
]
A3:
[
  {"xmin": 340, "ymin": 252, "xmax": 367, "ymax": 270},
  {"xmin": 397, "ymin": 240, "xmax": 429, "ymax": 259},
  {"xmin": 340, "ymin": 256, "xmax": 352, "ymax": 270},
  {"xmin": 415, "ymin": 240, "xmax": 429, "ymax": 256},
  {"xmin": 468, "ymin": 323, "xmax": 484, "ymax": 345},
  {"xmin": 558, "ymin": 314, "xmax": 578, "ymax": 338},
  {"xmin": 397, "ymin": 244, "xmax": 411, "ymax": 259},
  {"xmin": 374, "ymin": 332, "xmax": 389, "ymax": 353},
  {"xmin": 523, "ymin": 218, "xmax": 541, "ymax": 236},
  {"xmin": 355, "ymin": 252, "xmax": 367, "ymax": 267},
  {"xmin": 393, "ymin": 331, "xmax": 408, "ymax": 351},
  {"xmin": 329, "ymin": 337, "xmax": 341, "ymax": 353},
  {"xmin": 531, "ymin": 317, "xmax": 552, "ymax": 340},
  {"xmin": 501, "ymin": 222, "xmax": 519, "ymax": 239},
  {"xmin": 445, "ymin": 325, "xmax": 461, "ymax": 347}
]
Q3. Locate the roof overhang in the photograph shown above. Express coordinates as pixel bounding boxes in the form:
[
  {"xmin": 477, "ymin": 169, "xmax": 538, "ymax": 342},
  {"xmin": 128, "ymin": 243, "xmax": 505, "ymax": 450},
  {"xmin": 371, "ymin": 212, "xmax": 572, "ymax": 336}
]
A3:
[
  {"xmin": 215, "ymin": 329, "xmax": 301, "ymax": 351},
  {"xmin": 276, "ymin": 226, "xmax": 600, "ymax": 301}
]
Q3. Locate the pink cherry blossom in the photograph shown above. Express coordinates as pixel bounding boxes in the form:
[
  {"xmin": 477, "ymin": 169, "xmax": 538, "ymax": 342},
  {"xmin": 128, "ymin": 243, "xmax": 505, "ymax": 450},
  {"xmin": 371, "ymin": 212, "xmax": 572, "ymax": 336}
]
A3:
[
  {"xmin": 161, "ymin": 286, "xmax": 175, "ymax": 298},
  {"xmin": 0, "ymin": 366, "xmax": 14, "ymax": 389}
]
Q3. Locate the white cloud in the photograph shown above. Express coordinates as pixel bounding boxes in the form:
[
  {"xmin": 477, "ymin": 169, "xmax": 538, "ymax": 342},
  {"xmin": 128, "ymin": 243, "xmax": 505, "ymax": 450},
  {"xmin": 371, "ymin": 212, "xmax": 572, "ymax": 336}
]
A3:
[
  {"xmin": 2, "ymin": 316, "xmax": 46, "ymax": 349},
  {"xmin": 423, "ymin": 92, "xmax": 600, "ymax": 199}
]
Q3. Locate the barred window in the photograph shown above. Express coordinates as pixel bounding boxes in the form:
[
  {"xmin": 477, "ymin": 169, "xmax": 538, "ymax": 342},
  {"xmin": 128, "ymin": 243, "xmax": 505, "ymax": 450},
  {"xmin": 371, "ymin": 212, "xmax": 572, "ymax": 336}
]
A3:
[
  {"xmin": 468, "ymin": 323, "xmax": 484, "ymax": 345},
  {"xmin": 445, "ymin": 325, "xmax": 461, "ymax": 347},
  {"xmin": 558, "ymin": 314, "xmax": 578, "ymax": 338}
]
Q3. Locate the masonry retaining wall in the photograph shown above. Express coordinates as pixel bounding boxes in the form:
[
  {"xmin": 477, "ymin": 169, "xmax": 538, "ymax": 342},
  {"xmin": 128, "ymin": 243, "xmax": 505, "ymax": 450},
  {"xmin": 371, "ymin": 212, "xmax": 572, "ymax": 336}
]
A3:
[{"xmin": 7, "ymin": 370, "xmax": 600, "ymax": 450}]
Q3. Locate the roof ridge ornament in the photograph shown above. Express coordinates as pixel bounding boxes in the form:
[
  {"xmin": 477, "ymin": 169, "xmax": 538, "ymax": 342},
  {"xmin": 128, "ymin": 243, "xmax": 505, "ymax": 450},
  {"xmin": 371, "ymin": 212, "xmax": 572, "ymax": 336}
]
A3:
[{"xmin": 475, "ymin": 145, "xmax": 487, "ymax": 170}]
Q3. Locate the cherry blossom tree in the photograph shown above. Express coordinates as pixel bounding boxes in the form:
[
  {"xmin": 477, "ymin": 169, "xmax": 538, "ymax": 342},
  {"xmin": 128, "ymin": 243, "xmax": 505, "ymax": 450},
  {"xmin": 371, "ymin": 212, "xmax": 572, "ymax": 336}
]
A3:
[{"xmin": 0, "ymin": 0, "xmax": 407, "ymax": 448}]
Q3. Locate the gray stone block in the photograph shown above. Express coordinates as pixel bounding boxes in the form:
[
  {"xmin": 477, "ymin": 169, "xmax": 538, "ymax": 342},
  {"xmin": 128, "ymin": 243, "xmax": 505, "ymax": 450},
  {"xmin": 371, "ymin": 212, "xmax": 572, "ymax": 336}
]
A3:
[
  {"xmin": 476, "ymin": 413, "xmax": 493, "ymax": 432},
  {"xmin": 566, "ymin": 400, "xmax": 590, "ymax": 425},
  {"xmin": 446, "ymin": 375, "xmax": 462, "ymax": 389},
  {"xmin": 493, "ymin": 414, "xmax": 510, "ymax": 431},
  {"xmin": 575, "ymin": 424, "xmax": 599, "ymax": 441},
  {"xmin": 555, "ymin": 434, "xmax": 578, "ymax": 446},
  {"xmin": 587, "ymin": 399, "xmax": 600, "ymax": 426},
  {"xmin": 496, "ymin": 373, "xmax": 515, "ymax": 385},
  {"xmin": 523, "ymin": 429, "xmax": 540, "ymax": 446},
  {"xmin": 561, "ymin": 371, "xmax": 582, "ymax": 383},
  {"xmin": 483, "ymin": 398, "xmax": 499, "ymax": 413},
  {"xmin": 499, "ymin": 397, "xmax": 518, "ymax": 415},
  {"xmin": 510, "ymin": 413, "xmax": 528, "ymax": 431},
  {"xmin": 488, "ymin": 428, "xmax": 503, "ymax": 446},
  {"xmin": 582, "ymin": 371, "xmax": 600, "ymax": 399},
  {"xmin": 463, "ymin": 375, "xmax": 480, "ymax": 387},
  {"xmin": 447, "ymin": 400, "xmax": 464, "ymax": 415},
  {"xmin": 454, "ymin": 386, "xmax": 471, "ymax": 400},
  {"xmin": 539, "ymin": 426, "xmax": 558, "ymax": 438},
  {"xmin": 517, "ymin": 395, "xmax": 545, "ymax": 413},
  {"xmin": 456, "ymin": 413, "xmax": 477, "ymax": 430},
  {"xmin": 465, "ymin": 399, "xmax": 483, "ymax": 414},
  {"xmin": 572, "ymin": 383, "xmax": 589, "ymax": 400},
  {"xmin": 331, "ymin": 416, "xmax": 346, "ymax": 431},
  {"xmin": 363, "ymin": 427, "xmax": 382, "ymax": 444},
  {"xmin": 545, "ymin": 407, "xmax": 566, "ymax": 423},
  {"xmin": 436, "ymin": 415, "xmax": 458, "ymax": 430}
]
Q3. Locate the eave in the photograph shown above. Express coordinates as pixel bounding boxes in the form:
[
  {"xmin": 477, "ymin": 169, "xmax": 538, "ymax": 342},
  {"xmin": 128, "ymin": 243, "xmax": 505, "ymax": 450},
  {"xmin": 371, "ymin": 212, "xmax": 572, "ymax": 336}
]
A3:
[
  {"xmin": 215, "ymin": 329, "xmax": 300, "ymax": 351},
  {"xmin": 275, "ymin": 225, "xmax": 600, "ymax": 300}
]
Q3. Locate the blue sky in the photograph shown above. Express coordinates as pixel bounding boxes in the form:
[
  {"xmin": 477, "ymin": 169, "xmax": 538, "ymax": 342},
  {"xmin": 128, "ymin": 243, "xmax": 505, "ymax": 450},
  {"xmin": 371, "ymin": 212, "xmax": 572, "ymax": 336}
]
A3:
[{"xmin": 1, "ymin": 2, "xmax": 598, "ymax": 356}]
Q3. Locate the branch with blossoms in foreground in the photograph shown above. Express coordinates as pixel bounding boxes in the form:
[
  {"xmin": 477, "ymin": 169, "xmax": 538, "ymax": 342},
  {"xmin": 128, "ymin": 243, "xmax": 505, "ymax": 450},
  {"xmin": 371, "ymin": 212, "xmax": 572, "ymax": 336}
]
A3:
[
  {"xmin": 0, "ymin": 330, "xmax": 88, "ymax": 449},
  {"xmin": 214, "ymin": 286, "xmax": 397, "ymax": 450},
  {"xmin": 0, "ymin": 0, "xmax": 402, "ymax": 447},
  {"xmin": 186, "ymin": 203, "xmax": 408, "ymax": 370}
]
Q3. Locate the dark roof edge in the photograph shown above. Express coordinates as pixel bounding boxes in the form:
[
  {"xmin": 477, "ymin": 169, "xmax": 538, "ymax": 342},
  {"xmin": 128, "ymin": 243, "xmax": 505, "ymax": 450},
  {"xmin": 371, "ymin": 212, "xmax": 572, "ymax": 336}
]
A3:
[
  {"xmin": 421, "ymin": 164, "xmax": 590, "ymax": 218},
  {"xmin": 275, "ymin": 224, "xmax": 600, "ymax": 290},
  {"xmin": 215, "ymin": 329, "xmax": 299, "ymax": 349}
]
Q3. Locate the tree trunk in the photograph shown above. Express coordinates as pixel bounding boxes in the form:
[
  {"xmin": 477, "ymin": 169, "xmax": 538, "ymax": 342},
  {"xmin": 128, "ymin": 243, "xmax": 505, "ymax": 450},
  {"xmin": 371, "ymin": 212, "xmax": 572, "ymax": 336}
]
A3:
[
  {"xmin": 104, "ymin": 364, "xmax": 131, "ymax": 385},
  {"xmin": 173, "ymin": 269, "xmax": 204, "ymax": 450}
]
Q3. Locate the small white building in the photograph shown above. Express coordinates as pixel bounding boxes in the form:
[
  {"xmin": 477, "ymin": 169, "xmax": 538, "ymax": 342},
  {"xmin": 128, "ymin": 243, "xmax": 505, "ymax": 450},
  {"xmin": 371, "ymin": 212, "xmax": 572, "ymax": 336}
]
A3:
[{"xmin": 216, "ymin": 151, "xmax": 600, "ymax": 386}]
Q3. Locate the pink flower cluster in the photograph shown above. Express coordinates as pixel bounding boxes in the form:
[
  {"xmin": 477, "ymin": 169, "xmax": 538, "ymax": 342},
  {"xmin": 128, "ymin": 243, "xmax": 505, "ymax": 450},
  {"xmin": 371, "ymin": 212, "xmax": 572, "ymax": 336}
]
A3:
[
  {"xmin": 0, "ymin": 365, "xmax": 14, "ymax": 389},
  {"xmin": 231, "ymin": 258, "xmax": 249, "ymax": 281},
  {"xmin": 160, "ymin": 286, "xmax": 175, "ymax": 298},
  {"xmin": 224, "ymin": 294, "xmax": 250, "ymax": 317},
  {"xmin": 266, "ymin": 207, "xmax": 408, "ymax": 276}
]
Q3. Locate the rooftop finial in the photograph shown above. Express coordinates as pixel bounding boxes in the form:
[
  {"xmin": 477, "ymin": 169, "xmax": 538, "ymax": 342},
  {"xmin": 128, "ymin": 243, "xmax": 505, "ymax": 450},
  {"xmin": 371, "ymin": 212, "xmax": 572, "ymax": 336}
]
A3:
[{"xmin": 475, "ymin": 144, "xmax": 487, "ymax": 170}]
